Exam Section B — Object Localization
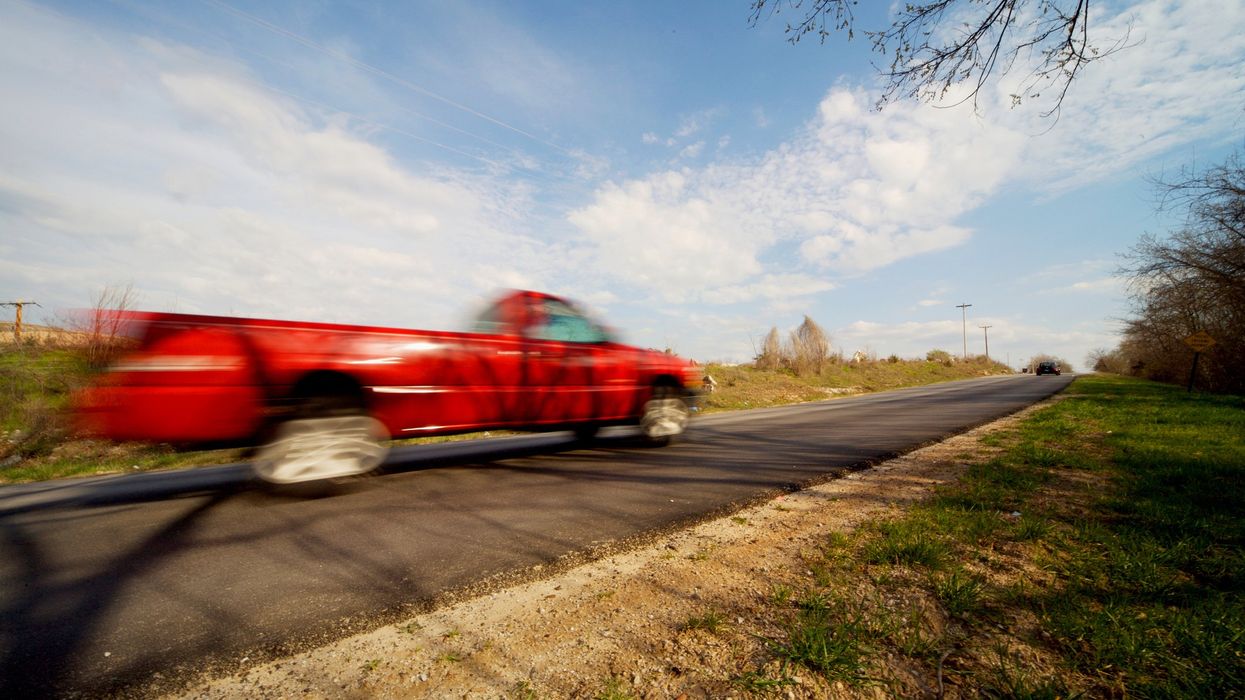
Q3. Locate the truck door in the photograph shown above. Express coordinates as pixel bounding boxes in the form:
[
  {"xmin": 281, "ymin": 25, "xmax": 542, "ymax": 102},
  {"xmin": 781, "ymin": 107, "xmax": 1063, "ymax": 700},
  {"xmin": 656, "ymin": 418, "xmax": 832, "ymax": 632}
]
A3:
[{"xmin": 521, "ymin": 297, "xmax": 623, "ymax": 424}]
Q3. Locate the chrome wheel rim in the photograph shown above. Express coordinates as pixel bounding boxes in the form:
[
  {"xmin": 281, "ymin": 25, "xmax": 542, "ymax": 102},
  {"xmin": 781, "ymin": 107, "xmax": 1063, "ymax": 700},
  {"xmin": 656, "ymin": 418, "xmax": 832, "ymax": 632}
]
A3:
[
  {"xmin": 253, "ymin": 415, "xmax": 389, "ymax": 484},
  {"xmin": 641, "ymin": 397, "xmax": 689, "ymax": 439}
]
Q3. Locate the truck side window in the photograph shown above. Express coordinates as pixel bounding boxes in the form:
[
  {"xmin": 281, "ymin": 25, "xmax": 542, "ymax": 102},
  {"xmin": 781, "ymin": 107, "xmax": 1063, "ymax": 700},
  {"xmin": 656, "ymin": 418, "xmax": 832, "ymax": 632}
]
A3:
[{"xmin": 532, "ymin": 300, "xmax": 608, "ymax": 343}]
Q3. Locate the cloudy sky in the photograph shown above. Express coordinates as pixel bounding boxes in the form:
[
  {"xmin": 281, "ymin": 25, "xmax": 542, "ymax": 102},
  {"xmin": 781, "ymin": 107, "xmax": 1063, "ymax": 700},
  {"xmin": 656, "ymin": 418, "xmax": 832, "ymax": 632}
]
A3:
[{"xmin": 2, "ymin": 0, "xmax": 1243, "ymax": 367}]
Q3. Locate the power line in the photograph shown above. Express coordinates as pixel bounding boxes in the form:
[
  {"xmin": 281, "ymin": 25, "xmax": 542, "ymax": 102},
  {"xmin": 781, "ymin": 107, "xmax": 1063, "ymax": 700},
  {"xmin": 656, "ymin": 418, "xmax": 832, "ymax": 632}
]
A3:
[
  {"xmin": 980, "ymin": 324, "xmax": 992, "ymax": 363},
  {"xmin": 201, "ymin": 0, "xmax": 572, "ymax": 155},
  {"xmin": 104, "ymin": 0, "xmax": 547, "ymax": 174}
]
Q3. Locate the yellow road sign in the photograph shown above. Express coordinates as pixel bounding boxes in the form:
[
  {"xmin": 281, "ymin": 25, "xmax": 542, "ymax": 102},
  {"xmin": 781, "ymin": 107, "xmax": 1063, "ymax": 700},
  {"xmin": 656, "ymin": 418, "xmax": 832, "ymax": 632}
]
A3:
[{"xmin": 1184, "ymin": 331, "xmax": 1216, "ymax": 352}]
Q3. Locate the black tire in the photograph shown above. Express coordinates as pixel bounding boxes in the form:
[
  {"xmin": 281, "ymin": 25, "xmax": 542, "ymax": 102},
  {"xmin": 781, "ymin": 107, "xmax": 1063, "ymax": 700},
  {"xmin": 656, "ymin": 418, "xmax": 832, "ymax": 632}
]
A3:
[{"xmin": 573, "ymin": 423, "xmax": 601, "ymax": 442}]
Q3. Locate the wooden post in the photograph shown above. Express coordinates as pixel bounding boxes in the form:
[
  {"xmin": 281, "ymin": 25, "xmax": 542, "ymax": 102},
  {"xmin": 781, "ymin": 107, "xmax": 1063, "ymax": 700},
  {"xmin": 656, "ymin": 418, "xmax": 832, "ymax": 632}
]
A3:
[{"xmin": 2, "ymin": 300, "xmax": 40, "ymax": 341}]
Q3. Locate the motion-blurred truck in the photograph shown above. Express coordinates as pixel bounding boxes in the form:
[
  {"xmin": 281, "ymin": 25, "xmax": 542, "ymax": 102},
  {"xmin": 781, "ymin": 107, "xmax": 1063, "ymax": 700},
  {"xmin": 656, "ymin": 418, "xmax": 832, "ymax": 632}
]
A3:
[{"xmin": 76, "ymin": 291, "xmax": 702, "ymax": 483}]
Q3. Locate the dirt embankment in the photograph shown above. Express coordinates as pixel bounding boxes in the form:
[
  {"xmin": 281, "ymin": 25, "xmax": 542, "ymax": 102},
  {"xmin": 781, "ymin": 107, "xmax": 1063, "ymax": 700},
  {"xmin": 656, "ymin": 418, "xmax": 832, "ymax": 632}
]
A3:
[{"xmin": 169, "ymin": 405, "xmax": 1042, "ymax": 700}]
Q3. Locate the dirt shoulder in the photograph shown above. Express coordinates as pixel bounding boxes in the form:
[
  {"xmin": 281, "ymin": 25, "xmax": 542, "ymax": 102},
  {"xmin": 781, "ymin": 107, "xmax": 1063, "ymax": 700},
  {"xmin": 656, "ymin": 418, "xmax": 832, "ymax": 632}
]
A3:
[{"xmin": 170, "ymin": 402, "xmax": 1048, "ymax": 700}]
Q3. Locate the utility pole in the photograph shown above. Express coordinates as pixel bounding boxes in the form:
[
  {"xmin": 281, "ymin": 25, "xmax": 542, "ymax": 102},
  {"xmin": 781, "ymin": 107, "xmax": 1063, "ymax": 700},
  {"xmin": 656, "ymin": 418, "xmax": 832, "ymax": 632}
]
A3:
[
  {"xmin": 955, "ymin": 303, "xmax": 972, "ymax": 359},
  {"xmin": 980, "ymin": 325, "xmax": 993, "ymax": 363},
  {"xmin": 2, "ymin": 300, "xmax": 40, "ymax": 341}
]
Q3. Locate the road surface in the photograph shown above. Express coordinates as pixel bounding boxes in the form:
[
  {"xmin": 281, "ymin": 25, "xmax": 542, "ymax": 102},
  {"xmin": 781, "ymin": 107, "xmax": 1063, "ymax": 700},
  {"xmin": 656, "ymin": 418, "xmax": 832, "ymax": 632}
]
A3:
[{"xmin": 0, "ymin": 374, "xmax": 1073, "ymax": 696}]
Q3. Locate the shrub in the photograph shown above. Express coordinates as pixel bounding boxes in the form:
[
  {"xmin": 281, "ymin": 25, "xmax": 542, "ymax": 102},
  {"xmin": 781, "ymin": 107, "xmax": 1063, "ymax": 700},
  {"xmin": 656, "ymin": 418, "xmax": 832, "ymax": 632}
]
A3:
[{"xmin": 754, "ymin": 327, "xmax": 787, "ymax": 370}]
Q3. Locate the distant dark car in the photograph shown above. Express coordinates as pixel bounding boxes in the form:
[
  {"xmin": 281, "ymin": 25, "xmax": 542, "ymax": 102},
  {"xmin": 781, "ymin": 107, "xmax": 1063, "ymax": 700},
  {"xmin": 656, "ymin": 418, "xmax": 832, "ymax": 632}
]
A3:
[{"xmin": 1036, "ymin": 361, "xmax": 1061, "ymax": 376}]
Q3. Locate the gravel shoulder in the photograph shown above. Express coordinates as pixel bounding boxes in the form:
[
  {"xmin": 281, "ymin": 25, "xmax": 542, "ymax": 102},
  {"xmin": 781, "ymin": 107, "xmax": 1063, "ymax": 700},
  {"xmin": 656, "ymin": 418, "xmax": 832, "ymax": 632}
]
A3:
[{"xmin": 168, "ymin": 402, "xmax": 1046, "ymax": 700}]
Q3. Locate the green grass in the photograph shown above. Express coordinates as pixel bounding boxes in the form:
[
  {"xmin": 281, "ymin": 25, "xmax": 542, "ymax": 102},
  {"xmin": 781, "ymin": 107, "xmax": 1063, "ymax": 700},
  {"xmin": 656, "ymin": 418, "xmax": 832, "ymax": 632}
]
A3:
[
  {"xmin": 932, "ymin": 569, "xmax": 984, "ymax": 616},
  {"xmin": 741, "ymin": 375, "xmax": 1245, "ymax": 695},
  {"xmin": 768, "ymin": 593, "xmax": 873, "ymax": 682},
  {"xmin": 681, "ymin": 609, "xmax": 727, "ymax": 633},
  {"xmin": 1, "ymin": 344, "xmax": 91, "ymax": 455},
  {"xmin": 862, "ymin": 520, "xmax": 948, "ymax": 568},
  {"xmin": 593, "ymin": 676, "xmax": 637, "ymax": 700}
]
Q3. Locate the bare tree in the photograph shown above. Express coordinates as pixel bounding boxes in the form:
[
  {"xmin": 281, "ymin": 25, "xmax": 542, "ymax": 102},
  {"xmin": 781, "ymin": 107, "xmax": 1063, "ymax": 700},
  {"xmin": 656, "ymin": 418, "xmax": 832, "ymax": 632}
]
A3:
[
  {"xmin": 789, "ymin": 315, "xmax": 831, "ymax": 376},
  {"xmin": 1086, "ymin": 347, "xmax": 1128, "ymax": 374},
  {"xmin": 79, "ymin": 284, "xmax": 139, "ymax": 368},
  {"xmin": 748, "ymin": 0, "xmax": 1131, "ymax": 117},
  {"xmin": 755, "ymin": 326, "xmax": 787, "ymax": 370},
  {"xmin": 1115, "ymin": 152, "xmax": 1245, "ymax": 392}
]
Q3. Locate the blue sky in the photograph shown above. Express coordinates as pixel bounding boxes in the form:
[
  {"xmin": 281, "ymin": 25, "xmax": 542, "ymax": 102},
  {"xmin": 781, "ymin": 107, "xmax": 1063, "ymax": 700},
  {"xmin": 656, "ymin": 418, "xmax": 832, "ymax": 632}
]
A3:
[{"xmin": 2, "ymin": 0, "xmax": 1243, "ymax": 368}]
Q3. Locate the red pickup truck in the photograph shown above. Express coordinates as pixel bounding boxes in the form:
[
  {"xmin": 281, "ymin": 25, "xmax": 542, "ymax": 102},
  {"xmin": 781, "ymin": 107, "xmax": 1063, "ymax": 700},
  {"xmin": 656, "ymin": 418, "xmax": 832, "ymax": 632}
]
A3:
[{"xmin": 76, "ymin": 291, "xmax": 702, "ymax": 483}]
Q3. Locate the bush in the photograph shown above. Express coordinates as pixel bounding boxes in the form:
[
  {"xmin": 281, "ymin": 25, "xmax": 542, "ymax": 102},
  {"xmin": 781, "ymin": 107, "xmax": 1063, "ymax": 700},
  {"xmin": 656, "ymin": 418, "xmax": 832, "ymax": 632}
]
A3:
[
  {"xmin": 754, "ymin": 317, "xmax": 833, "ymax": 377},
  {"xmin": 754, "ymin": 327, "xmax": 787, "ymax": 370}
]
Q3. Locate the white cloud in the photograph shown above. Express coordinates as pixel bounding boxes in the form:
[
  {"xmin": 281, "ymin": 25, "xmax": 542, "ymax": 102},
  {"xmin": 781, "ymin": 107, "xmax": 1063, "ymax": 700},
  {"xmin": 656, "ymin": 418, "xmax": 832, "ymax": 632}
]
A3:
[
  {"xmin": 570, "ymin": 0, "xmax": 1243, "ymax": 310},
  {"xmin": 679, "ymin": 141, "xmax": 706, "ymax": 159},
  {"xmin": 1054, "ymin": 277, "xmax": 1128, "ymax": 294},
  {"xmin": 917, "ymin": 299, "xmax": 944, "ymax": 308},
  {"xmin": 0, "ymin": 2, "xmax": 554, "ymax": 327},
  {"xmin": 570, "ymin": 87, "xmax": 1014, "ymax": 301},
  {"xmin": 1023, "ymin": 259, "xmax": 1116, "ymax": 282},
  {"xmin": 674, "ymin": 108, "xmax": 723, "ymax": 138},
  {"xmin": 991, "ymin": 0, "xmax": 1245, "ymax": 188},
  {"xmin": 643, "ymin": 108, "xmax": 727, "ymax": 152},
  {"xmin": 566, "ymin": 172, "xmax": 763, "ymax": 299},
  {"xmin": 709, "ymin": 274, "xmax": 836, "ymax": 305}
]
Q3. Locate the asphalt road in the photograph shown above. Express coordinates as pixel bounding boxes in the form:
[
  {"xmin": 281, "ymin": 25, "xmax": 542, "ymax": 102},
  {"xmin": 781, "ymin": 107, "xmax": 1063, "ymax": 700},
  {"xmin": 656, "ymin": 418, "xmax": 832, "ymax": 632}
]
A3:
[{"xmin": 0, "ymin": 374, "xmax": 1073, "ymax": 696}]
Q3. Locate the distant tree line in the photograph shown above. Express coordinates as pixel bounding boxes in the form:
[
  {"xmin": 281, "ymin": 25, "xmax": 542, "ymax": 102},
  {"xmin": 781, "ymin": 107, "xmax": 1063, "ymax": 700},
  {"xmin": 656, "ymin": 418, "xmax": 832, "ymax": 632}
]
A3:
[
  {"xmin": 1091, "ymin": 151, "xmax": 1245, "ymax": 393},
  {"xmin": 754, "ymin": 322, "xmax": 1016, "ymax": 377}
]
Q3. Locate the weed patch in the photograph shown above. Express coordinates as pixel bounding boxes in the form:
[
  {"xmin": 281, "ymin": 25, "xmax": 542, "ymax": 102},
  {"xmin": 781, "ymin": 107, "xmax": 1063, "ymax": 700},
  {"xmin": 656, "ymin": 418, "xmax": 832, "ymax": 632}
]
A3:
[
  {"xmin": 863, "ymin": 520, "xmax": 948, "ymax": 568},
  {"xmin": 768, "ymin": 593, "xmax": 873, "ymax": 683}
]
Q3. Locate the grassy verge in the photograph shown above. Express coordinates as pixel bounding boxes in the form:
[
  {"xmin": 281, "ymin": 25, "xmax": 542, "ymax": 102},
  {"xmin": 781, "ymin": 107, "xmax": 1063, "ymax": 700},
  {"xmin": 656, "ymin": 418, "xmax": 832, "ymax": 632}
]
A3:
[
  {"xmin": 702, "ymin": 357, "xmax": 1009, "ymax": 412},
  {"xmin": 734, "ymin": 374, "xmax": 1244, "ymax": 696}
]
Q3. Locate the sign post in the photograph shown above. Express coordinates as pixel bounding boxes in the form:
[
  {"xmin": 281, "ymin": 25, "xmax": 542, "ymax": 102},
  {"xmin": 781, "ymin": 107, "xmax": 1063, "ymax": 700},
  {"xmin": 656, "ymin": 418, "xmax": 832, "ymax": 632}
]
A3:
[{"xmin": 1183, "ymin": 331, "xmax": 1216, "ymax": 393}]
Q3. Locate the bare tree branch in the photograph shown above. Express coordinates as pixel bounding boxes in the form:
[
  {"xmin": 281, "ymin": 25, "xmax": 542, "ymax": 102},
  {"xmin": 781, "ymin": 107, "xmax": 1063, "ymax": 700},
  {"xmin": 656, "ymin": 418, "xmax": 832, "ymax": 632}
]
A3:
[{"xmin": 749, "ymin": 0, "xmax": 1133, "ymax": 117}]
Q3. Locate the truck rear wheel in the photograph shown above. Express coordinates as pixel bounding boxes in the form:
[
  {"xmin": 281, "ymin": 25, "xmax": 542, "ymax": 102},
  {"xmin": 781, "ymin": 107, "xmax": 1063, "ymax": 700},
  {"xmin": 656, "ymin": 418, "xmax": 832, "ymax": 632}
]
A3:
[
  {"xmin": 253, "ymin": 395, "xmax": 389, "ymax": 484},
  {"xmin": 640, "ymin": 385, "xmax": 689, "ymax": 445}
]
